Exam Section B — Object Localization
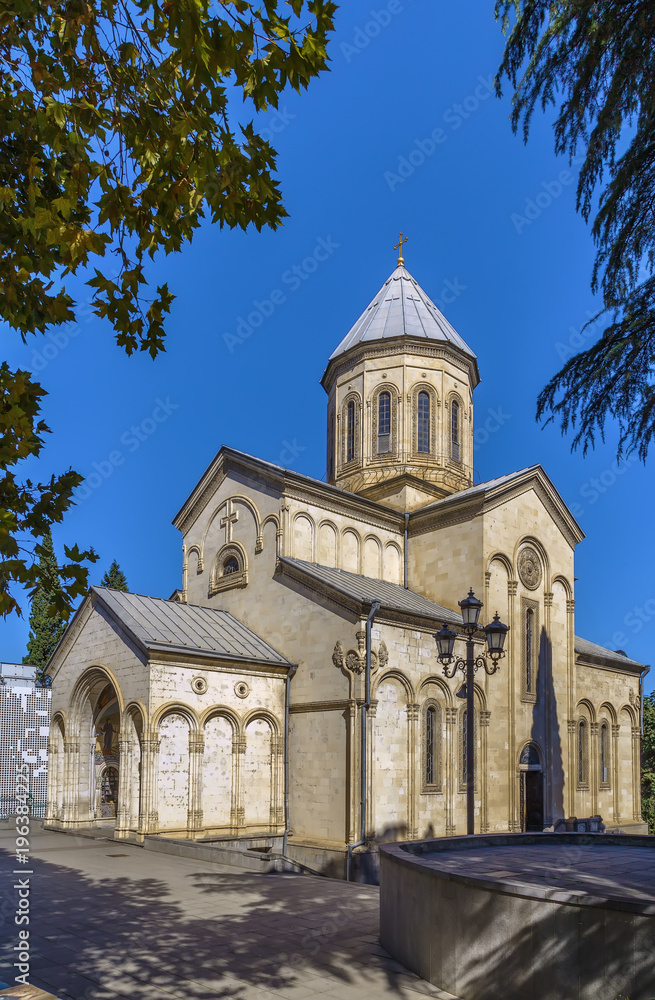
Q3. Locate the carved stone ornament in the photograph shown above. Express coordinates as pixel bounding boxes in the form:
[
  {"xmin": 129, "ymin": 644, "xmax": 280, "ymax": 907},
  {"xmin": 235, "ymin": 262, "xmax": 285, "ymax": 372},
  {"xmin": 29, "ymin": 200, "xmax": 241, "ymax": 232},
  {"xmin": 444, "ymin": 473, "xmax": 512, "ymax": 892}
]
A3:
[
  {"xmin": 332, "ymin": 639, "xmax": 388, "ymax": 674},
  {"xmin": 518, "ymin": 546, "xmax": 542, "ymax": 590},
  {"xmin": 191, "ymin": 676, "xmax": 208, "ymax": 695}
]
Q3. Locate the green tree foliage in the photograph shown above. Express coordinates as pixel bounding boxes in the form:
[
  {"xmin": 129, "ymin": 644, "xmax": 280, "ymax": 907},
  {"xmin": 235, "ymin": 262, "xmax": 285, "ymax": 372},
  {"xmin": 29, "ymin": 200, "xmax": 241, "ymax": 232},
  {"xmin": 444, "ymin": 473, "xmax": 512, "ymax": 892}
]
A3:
[
  {"xmin": 0, "ymin": 363, "xmax": 97, "ymax": 618},
  {"xmin": 495, "ymin": 2, "xmax": 655, "ymax": 461},
  {"xmin": 101, "ymin": 559, "xmax": 129, "ymax": 592},
  {"xmin": 0, "ymin": 0, "xmax": 335, "ymax": 617},
  {"xmin": 642, "ymin": 692, "xmax": 655, "ymax": 833},
  {"xmin": 22, "ymin": 528, "xmax": 68, "ymax": 681}
]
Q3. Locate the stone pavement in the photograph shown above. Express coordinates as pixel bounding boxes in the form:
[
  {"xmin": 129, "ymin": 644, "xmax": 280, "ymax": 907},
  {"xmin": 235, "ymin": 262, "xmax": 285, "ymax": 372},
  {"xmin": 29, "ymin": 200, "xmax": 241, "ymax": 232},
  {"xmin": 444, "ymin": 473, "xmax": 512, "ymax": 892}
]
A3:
[
  {"xmin": 0, "ymin": 827, "xmax": 459, "ymax": 1000},
  {"xmin": 416, "ymin": 842, "xmax": 655, "ymax": 903}
]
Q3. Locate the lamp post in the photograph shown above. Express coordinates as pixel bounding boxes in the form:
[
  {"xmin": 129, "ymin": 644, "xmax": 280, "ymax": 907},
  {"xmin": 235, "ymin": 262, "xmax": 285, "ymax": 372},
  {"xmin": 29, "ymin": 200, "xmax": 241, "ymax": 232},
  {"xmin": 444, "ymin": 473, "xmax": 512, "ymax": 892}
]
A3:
[{"xmin": 434, "ymin": 590, "xmax": 509, "ymax": 836}]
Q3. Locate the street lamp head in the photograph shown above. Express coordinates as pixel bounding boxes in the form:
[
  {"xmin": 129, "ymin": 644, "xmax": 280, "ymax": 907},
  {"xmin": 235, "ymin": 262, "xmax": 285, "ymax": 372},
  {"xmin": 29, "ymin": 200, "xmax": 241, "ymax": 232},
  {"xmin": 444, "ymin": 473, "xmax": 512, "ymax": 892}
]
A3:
[
  {"xmin": 434, "ymin": 622, "xmax": 457, "ymax": 663},
  {"xmin": 484, "ymin": 612, "xmax": 509, "ymax": 660},
  {"xmin": 459, "ymin": 588, "xmax": 483, "ymax": 629}
]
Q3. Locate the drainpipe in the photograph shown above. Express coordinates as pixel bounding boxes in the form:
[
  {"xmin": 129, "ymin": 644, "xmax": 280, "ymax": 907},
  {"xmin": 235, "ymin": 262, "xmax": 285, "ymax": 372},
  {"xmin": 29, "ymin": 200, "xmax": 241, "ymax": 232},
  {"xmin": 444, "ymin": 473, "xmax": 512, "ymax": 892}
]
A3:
[
  {"xmin": 347, "ymin": 600, "xmax": 381, "ymax": 881},
  {"xmin": 403, "ymin": 513, "xmax": 409, "ymax": 590}
]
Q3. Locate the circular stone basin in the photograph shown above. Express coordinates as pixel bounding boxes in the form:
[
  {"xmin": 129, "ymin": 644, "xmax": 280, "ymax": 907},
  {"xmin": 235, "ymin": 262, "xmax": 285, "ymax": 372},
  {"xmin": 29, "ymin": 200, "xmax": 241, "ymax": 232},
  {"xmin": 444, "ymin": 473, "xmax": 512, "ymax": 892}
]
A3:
[{"xmin": 379, "ymin": 834, "xmax": 655, "ymax": 1000}]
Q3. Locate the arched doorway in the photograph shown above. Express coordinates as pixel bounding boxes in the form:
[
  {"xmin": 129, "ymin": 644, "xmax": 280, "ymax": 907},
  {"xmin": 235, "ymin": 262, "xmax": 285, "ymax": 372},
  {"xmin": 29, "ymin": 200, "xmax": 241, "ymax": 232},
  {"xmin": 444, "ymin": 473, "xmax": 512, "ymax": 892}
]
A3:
[
  {"xmin": 519, "ymin": 742, "xmax": 544, "ymax": 832},
  {"xmin": 93, "ymin": 683, "xmax": 120, "ymax": 823},
  {"xmin": 100, "ymin": 766, "xmax": 119, "ymax": 818}
]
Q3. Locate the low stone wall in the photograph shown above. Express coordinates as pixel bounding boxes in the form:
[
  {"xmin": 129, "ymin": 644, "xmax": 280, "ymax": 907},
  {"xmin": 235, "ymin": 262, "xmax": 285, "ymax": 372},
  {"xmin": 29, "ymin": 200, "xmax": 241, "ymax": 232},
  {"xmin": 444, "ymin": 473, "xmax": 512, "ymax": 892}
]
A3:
[{"xmin": 380, "ymin": 834, "xmax": 655, "ymax": 1000}]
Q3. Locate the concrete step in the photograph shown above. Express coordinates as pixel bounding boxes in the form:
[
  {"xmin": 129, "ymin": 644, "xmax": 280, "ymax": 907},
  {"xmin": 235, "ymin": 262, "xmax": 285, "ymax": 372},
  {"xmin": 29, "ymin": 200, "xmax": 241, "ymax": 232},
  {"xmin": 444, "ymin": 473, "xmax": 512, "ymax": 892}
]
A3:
[{"xmin": 143, "ymin": 835, "xmax": 297, "ymax": 872}]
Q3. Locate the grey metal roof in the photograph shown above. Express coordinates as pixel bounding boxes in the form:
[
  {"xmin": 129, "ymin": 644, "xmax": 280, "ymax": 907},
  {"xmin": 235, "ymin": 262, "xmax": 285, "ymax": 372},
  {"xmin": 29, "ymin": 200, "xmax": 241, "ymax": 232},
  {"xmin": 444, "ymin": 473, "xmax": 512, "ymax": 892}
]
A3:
[
  {"xmin": 92, "ymin": 587, "xmax": 291, "ymax": 666},
  {"xmin": 329, "ymin": 264, "xmax": 476, "ymax": 362},
  {"xmin": 575, "ymin": 636, "xmax": 646, "ymax": 670},
  {"xmin": 279, "ymin": 558, "xmax": 460, "ymax": 624}
]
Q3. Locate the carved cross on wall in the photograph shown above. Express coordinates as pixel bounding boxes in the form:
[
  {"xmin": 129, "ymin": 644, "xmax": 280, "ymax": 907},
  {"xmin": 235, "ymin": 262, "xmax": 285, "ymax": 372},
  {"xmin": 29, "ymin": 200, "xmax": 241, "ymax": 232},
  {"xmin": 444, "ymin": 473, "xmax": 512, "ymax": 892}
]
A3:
[{"xmin": 220, "ymin": 500, "xmax": 239, "ymax": 542}]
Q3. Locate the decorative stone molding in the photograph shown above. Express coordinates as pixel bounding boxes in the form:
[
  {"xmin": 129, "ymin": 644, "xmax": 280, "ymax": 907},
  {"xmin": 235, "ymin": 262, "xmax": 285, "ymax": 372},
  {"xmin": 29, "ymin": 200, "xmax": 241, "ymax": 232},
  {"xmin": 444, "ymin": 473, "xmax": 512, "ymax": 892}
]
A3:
[
  {"xmin": 233, "ymin": 739, "xmax": 247, "ymax": 754},
  {"xmin": 566, "ymin": 599, "xmax": 576, "ymax": 614},
  {"xmin": 406, "ymin": 703, "xmax": 420, "ymax": 722},
  {"xmin": 208, "ymin": 542, "xmax": 248, "ymax": 597},
  {"xmin": 543, "ymin": 591, "xmax": 554, "ymax": 608},
  {"xmin": 612, "ymin": 724, "xmax": 620, "ymax": 738},
  {"xmin": 507, "ymin": 581, "xmax": 518, "ymax": 597},
  {"xmin": 445, "ymin": 707, "xmax": 458, "ymax": 725},
  {"xmin": 191, "ymin": 676, "xmax": 208, "ymax": 695},
  {"xmin": 234, "ymin": 681, "xmax": 250, "ymax": 699},
  {"xmin": 480, "ymin": 711, "xmax": 491, "ymax": 728},
  {"xmin": 518, "ymin": 546, "xmax": 542, "ymax": 590},
  {"xmin": 332, "ymin": 638, "xmax": 389, "ymax": 674},
  {"xmin": 189, "ymin": 738, "xmax": 205, "ymax": 754}
]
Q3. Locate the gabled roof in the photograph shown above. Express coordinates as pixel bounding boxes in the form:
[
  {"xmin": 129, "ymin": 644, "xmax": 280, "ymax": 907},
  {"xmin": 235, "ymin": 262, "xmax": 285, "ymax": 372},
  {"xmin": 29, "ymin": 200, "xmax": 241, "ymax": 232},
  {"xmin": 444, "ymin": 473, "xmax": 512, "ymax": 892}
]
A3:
[
  {"xmin": 277, "ymin": 557, "xmax": 461, "ymax": 627},
  {"xmin": 328, "ymin": 264, "xmax": 476, "ymax": 363},
  {"xmin": 410, "ymin": 464, "xmax": 585, "ymax": 549},
  {"xmin": 90, "ymin": 587, "xmax": 291, "ymax": 667},
  {"xmin": 575, "ymin": 635, "xmax": 648, "ymax": 673}
]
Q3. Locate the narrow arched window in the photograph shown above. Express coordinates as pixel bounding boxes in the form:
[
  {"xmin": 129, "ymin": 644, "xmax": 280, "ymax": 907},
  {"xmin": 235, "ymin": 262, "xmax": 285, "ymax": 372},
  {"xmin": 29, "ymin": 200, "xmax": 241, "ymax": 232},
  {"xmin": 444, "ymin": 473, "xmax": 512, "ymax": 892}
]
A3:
[
  {"xmin": 600, "ymin": 722, "xmax": 610, "ymax": 785},
  {"xmin": 346, "ymin": 400, "xmax": 355, "ymax": 462},
  {"xmin": 425, "ymin": 705, "xmax": 437, "ymax": 785},
  {"xmin": 378, "ymin": 392, "xmax": 391, "ymax": 454},
  {"xmin": 223, "ymin": 556, "xmax": 239, "ymax": 576},
  {"xmin": 578, "ymin": 720, "xmax": 588, "ymax": 784},
  {"xmin": 525, "ymin": 608, "xmax": 534, "ymax": 693},
  {"xmin": 417, "ymin": 391, "xmax": 430, "ymax": 453},
  {"xmin": 327, "ymin": 411, "xmax": 335, "ymax": 480},
  {"xmin": 451, "ymin": 401, "xmax": 460, "ymax": 461}
]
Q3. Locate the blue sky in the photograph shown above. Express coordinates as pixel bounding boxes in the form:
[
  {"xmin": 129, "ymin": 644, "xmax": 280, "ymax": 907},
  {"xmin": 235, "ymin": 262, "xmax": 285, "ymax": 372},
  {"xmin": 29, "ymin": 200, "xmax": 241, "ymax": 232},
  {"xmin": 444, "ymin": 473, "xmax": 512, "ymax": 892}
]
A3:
[{"xmin": 2, "ymin": 0, "xmax": 654, "ymax": 691}]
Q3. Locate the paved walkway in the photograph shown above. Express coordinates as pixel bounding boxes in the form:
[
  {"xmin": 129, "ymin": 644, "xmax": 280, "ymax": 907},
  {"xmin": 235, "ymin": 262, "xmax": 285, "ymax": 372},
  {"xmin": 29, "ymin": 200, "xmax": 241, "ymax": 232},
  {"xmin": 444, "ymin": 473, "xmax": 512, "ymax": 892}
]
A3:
[{"xmin": 0, "ymin": 827, "xmax": 458, "ymax": 1000}]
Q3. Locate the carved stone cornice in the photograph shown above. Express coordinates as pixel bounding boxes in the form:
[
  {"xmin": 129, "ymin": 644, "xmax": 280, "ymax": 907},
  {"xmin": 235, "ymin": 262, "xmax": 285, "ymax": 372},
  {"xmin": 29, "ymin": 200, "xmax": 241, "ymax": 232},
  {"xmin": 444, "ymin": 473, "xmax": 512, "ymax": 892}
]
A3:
[
  {"xmin": 321, "ymin": 337, "xmax": 479, "ymax": 395},
  {"xmin": 233, "ymin": 739, "xmax": 247, "ymax": 754},
  {"xmin": 445, "ymin": 707, "xmax": 458, "ymax": 725},
  {"xmin": 406, "ymin": 703, "xmax": 420, "ymax": 722}
]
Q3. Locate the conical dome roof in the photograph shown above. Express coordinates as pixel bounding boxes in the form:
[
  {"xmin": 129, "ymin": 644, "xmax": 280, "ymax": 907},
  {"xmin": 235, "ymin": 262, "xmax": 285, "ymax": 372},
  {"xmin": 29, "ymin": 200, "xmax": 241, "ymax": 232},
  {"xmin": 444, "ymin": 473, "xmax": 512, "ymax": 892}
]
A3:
[{"xmin": 328, "ymin": 264, "xmax": 476, "ymax": 362}]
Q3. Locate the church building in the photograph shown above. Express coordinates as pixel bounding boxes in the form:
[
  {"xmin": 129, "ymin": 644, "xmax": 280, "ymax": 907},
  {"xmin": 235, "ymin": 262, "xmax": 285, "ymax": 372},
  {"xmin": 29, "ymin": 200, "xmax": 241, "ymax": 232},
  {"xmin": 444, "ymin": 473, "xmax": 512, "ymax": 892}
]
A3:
[{"xmin": 45, "ymin": 251, "xmax": 649, "ymax": 874}]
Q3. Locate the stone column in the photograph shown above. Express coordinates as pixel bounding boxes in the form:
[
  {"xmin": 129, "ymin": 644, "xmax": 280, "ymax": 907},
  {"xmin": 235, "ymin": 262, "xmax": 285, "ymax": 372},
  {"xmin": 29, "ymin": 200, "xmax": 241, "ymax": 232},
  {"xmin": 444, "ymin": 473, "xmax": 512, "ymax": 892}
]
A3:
[
  {"xmin": 45, "ymin": 738, "xmax": 59, "ymax": 825},
  {"xmin": 272, "ymin": 735, "xmax": 285, "ymax": 828},
  {"xmin": 543, "ymin": 591, "xmax": 554, "ymax": 825},
  {"xmin": 612, "ymin": 724, "xmax": 621, "ymax": 824},
  {"xmin": 567, "ymin": 719, "xmax": 578, "ymax": 819},
  {"xmin": 115, "ymin": 736, "xmax": 130, "ymax": 838},
  {"xmin": 188, "ymin": 732, "xmax": 205, "ymax": 838},
  {"xmin": 232, "ymin": 735, "xmax": 246, "ymax": 831},
  {"xmin": 566, "ymin": 598, "xmax": 576, "ymax": 817},
  {"xmin": 366, "ymin": 701, "xmax": 377, "ymax": 840},
  {"xmin": 507, "ymin": 580, "xmax": 519, "ymax": 831},
  {"xmin": 445, "ymin": 707, "xmax": 457, "ymax": 836},
  {"xmin": 589, "ymin": 722, "xmax": 599, "ymax": 816},
  {"xmin": 632, "ymin": 726, "xmax": 642, "ymax": 821},
  {"xmin": 406, "ymin": 703, "xmax": 419, "ymax": 841},
  {"xmin": 62, "ymin": 739, "xmax": 80, "ymax": 828},
  {"xmin": 346, "ymin": 699, "xmax": 358, "ymax": 844},
  {"xmin": 480, "ymin": 710, "xmax": 491, "ymax": 833},
  {"xmin": 138, "ymin": 734, "xmax": 160, "ymax": 837}
]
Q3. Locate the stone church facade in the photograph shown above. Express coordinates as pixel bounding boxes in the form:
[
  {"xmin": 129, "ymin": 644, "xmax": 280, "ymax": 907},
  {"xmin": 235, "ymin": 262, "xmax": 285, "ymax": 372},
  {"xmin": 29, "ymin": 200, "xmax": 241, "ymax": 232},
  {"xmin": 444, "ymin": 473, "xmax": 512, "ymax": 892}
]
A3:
[{"xmin": 45, "ymin": 260, "xmax": 649, "ymax": 873}]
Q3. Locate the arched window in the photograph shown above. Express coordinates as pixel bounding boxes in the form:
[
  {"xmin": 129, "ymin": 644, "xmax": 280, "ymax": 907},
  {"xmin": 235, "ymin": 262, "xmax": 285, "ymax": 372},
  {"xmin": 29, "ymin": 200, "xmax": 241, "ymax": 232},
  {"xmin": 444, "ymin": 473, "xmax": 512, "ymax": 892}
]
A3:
[
  {"xmin": 525, "ymin": 607, "xmax": 534, "ymax": 693},
  {"xmin": 424, "ymin": 704, "xmax": 441, "ymax": 788},
  {"xmin": 578, "ymin": 720, "xmax": 588, "ymax": 785},
  {"xmin": 377, "ymin": 391, "xmax": 391, "ymax": 454},
  {"xmin": 223, "ymin": 556, "xmax": 239, "ymax": 576},
  {"xmin": 600, "ymin": 722, "xmax": 610, "ymax": 785},
  {"xmin": 346, "ymin": 400, "xmax": 355, "ymax": 463},
  {"xmin": 460, "ymin": 708, "xmax": 477, "ymax": 790},
  {"xmin": 417, "ymin": 391, "xmax": 430, "ymax": 453},
  {"xmin": 451, "ymin": 400, "xmax": 460, "ymax": 461}
]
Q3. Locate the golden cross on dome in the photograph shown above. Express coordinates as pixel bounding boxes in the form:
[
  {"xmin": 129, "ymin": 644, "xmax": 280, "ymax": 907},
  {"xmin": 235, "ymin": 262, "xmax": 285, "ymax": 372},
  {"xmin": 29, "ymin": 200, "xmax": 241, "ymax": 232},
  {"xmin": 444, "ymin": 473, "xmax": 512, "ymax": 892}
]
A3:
[{"xmin": 394, "ymin": 232, "xmax": 408, "ymax": 265}]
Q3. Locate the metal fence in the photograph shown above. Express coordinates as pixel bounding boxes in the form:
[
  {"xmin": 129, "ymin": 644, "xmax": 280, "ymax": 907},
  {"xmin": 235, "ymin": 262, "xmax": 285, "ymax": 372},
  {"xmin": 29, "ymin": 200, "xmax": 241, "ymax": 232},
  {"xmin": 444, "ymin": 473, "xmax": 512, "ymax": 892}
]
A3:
[{"xmin": 0, "ymin": 797, "xmax": 46, "ymax": 819}]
